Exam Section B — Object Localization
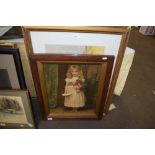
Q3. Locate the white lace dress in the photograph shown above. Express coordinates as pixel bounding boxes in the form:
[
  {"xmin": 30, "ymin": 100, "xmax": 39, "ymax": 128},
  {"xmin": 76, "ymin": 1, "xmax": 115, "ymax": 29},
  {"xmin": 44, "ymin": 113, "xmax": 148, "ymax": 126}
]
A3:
[{"xmin": 64, "ymin": 77, "xmax": 85, "ymax": 108}]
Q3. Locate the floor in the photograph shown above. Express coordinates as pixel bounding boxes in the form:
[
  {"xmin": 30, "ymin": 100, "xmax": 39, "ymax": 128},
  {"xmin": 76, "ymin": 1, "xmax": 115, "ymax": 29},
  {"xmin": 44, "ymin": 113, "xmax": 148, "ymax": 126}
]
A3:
[{"xmin": 38, "ymin": 27, "xmax": 155, "ymax": 129}]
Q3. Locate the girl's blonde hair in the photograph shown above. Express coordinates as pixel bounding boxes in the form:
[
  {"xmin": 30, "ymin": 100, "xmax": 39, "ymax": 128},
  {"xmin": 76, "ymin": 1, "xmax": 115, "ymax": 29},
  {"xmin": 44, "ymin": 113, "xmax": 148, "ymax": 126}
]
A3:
[{"xmin": 66, "ymin": 65, "xmax": 84, "ymax": 79}]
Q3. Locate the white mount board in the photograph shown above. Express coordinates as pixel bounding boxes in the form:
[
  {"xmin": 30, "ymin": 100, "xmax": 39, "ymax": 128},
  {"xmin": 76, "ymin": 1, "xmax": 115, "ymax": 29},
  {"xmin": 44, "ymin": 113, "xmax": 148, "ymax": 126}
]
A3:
[{"xmin": 30, "ymin": 31, "xmax": 122, "ymax": 57}]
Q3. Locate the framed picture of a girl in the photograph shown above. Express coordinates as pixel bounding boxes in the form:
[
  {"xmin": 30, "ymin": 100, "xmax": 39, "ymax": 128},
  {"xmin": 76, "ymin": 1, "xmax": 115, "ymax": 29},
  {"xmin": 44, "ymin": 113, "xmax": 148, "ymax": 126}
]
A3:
[
  {"xmin": 34, "ymin": 54, "xmax": 114, "ymax": 119},
  {"xmin": 63, "ymin": 65, "xmax": 86, "ymax": 112}
]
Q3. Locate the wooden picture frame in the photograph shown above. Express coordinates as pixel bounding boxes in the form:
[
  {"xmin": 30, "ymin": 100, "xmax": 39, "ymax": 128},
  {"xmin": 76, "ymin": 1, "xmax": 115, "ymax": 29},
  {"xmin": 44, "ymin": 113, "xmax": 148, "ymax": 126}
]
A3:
[
  {"xmin": 30, "ymin": 54, "xmax": 114, "ymax": 119},
  {"xmin": 0, "ymin": 46, "xmax": 26, "ymax": 89},
  {"xmin": 0, "ymin": 90, "xmax": 35, "ymax": 128},
  {"xmin": 22, "ymin": 26, "xmax": 130, "ymax": 116}
]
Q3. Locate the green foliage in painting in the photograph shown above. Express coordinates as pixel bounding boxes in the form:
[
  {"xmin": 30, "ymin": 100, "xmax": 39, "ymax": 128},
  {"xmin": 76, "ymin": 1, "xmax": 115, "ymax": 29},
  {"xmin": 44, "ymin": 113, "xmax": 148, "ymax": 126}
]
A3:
[{"xmin": 44, "ymin": 64, "xmax": 58, "ymax": 108}]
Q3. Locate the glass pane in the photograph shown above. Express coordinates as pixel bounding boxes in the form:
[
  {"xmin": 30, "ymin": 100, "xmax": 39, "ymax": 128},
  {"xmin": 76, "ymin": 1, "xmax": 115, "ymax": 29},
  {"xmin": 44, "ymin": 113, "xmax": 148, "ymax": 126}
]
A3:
[
  {"xmin": 43, "ymin": 63, "xmax": 104, "ymax": 116},
  {"xmin": 30, "ymin": 31, "xmax": 122, "ymax": 56}
]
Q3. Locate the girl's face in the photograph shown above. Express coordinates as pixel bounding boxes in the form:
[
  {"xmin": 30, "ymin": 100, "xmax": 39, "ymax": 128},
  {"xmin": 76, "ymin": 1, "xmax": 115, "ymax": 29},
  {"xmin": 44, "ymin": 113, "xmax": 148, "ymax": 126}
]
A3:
[{"xmin": 71, "ymin": 69, "xmax": 79, "ymax": 77}]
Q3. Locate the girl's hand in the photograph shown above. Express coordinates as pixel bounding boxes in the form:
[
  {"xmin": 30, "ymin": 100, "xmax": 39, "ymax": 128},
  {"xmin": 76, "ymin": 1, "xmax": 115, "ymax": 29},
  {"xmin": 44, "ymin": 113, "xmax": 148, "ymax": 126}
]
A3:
[{"xmin": 77, "ymin": 83, "xmax": 82, "ymax": 88}]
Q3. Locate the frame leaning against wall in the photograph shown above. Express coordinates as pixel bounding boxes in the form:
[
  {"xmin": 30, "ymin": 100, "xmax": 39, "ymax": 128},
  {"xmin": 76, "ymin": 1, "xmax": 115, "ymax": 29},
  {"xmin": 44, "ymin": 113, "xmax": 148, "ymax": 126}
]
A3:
[
  {"xmin": 30, "ymin": 54, "xmax": 114, "ymax": 119},
  {"xmin": 0, "ymin": 45, "xmax": 26, "ymax": 89},
  {"xmin": 22, "ymin": 26, "xmax": 130, "ymax": 118},
  {"xmin": 0, "ymin": 90, "xmax": 35, "ymax": 129}
]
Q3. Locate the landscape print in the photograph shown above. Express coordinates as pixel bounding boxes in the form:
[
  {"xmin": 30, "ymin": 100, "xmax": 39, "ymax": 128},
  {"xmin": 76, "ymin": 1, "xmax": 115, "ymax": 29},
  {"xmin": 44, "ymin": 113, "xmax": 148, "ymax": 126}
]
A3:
[
  {"xmin": 0, "ymin": 96, "xmax": 27, "ymax": 124},
  {"xmin": 45, "ymin": 45, "xmax": 105, "ymax": 55}
]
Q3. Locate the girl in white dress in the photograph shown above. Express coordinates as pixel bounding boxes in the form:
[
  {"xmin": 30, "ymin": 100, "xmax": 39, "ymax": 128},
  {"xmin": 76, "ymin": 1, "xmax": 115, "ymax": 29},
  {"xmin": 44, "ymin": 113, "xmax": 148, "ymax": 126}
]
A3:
[{"xmin": 62, "ymin": 65, "xmax": 86, "ymax": 112}]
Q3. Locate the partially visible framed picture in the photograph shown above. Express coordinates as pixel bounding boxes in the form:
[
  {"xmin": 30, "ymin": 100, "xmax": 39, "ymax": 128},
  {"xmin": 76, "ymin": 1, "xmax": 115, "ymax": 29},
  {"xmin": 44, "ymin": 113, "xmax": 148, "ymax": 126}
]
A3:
[
  {"xmin": 31, "ymin": 54, "xmax": 114, "ymax": 119},
  {"xmin": 0, "ymin": 46, "xmax": 26, "ymax": 89},
  {"xmin": 0, "ymin": 90, "xmax": 35, "ymax": 128}
]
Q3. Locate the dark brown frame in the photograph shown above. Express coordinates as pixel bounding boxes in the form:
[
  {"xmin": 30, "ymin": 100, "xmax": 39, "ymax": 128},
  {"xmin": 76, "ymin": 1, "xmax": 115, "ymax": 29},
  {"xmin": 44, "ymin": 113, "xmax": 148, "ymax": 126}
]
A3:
[
  {"xmin": 30, "ymin": 54, "xmax": 114, "ymax": 120},
  {"xmin": 22, "ymin": 26, "xmax": 130, "ymax": 115},
  {"xmin": 0, "ymin": 46, "xmax": 26, "ymax": 89}
]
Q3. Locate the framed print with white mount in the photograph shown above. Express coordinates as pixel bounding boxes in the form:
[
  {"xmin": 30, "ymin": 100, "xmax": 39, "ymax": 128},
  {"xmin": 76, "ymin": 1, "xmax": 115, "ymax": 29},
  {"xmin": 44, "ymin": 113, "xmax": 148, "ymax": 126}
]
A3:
[
  {"xmin": 0, "ymin": 90, "xmax": 35, "ymax": 128},
  {"xmin": 30, "ymin": 54, "xmax": 114, "ymax": 119},
  {"xmin": 23, "ymin": 26, "xmax": 130, "ymax": 117}
]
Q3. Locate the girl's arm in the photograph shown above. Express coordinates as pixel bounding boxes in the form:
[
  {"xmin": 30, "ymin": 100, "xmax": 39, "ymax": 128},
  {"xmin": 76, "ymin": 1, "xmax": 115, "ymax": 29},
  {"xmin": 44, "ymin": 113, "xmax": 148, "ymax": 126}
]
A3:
[{"xmin": 64, "ymin": 78, "xmax": 69, "ymax": 93}]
